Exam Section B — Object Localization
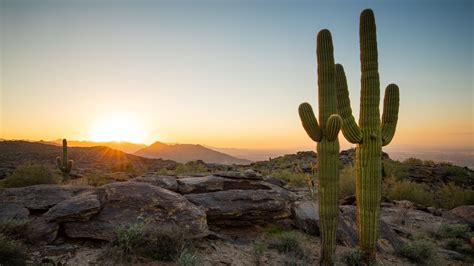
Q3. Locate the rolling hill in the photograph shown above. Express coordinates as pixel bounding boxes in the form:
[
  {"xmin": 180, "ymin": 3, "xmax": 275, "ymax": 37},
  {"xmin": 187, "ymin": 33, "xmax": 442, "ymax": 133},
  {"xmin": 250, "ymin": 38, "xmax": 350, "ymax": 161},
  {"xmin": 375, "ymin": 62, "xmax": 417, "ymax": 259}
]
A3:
[{"xmin": 135, "ymin": 141, "xmax": 252, "ymax": 165}]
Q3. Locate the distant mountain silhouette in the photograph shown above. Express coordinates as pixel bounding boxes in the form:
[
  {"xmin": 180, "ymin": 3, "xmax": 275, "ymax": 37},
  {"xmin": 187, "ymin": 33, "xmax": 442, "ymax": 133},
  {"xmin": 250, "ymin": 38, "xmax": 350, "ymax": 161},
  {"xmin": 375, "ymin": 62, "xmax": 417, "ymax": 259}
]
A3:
[
  {"xmin": 44, "ymin": 139, "xmax": 147, "ymax": 154},
  {"xmin": 135, "ymin": 141, "xmax": 252, "ymax": 165}
]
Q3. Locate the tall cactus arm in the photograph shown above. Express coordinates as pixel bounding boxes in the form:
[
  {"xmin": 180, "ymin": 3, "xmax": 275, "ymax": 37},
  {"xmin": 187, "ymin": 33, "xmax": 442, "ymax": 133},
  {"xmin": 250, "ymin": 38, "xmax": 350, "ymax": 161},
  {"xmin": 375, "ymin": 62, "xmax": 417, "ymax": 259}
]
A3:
[
  {"xmin": 298, "ymin": 103, "xmax": 322, "ymax": 142},
  {"xmin": 335, "ymin": 64, "xmax": 363, "ymax": 143},
  {"xmin": 326, "ymin": 114, "xmax": 342, "ymax": 141},
  {"xmin": 66, "ymin": 160, "xmax": 74, "ymax": 174},
  {"xmin": 56, "ymin": 157, "xmax": 62, "ymax": 170},
  {"xmin": 381, "ymin": 84, "xmax": 400, "ymax": 146}
]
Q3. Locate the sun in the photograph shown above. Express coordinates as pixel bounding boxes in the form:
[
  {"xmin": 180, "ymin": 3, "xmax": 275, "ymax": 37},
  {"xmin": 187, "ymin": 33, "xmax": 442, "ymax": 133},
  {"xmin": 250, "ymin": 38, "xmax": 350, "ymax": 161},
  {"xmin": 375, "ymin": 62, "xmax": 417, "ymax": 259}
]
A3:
[{"xmin": 89, "ymin": 113, "xmax": 148, "ymax": 143}]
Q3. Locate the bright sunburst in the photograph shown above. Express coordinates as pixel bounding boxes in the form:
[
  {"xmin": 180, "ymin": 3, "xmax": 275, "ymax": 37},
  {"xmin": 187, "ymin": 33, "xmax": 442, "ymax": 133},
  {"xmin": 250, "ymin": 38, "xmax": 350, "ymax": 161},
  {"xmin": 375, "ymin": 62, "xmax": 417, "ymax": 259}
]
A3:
[{"xmin": 89, "ymin": 113, "xmax": 147, "ymax": 143}]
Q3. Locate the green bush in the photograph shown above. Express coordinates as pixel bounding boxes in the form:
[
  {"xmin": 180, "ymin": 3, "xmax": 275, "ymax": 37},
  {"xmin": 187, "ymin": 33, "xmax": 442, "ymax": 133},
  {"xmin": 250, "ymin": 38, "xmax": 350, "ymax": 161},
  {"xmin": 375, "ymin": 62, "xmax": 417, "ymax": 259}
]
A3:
[
  {"xmin": 0, "ymin": 233, "xmax": 28, "ymax": 265},
  {"xmin": 102, "ymin": 221, "xmax": 188, "ymax": 264},
  {"xmin": 0, "ymin": 219, "xmax": 29, "ymax": 239},
  {"xmin": 383, "ymin": 176, "xmax": 434, "ymax": 207},
  {"xmin": 339, "ymin": 165, "xmax": 356, "ymax": 199},
  {"xmin": 383, "ymin": 160, "xmax": 410, "ymax": 180},
  {"xmin": 0, "ymin": 162, "xmax": 61, "ymax": 188},
  {"xmin": 436, "ymin": 183, "xmax": 474, "ymax": 209},
  {"xmin": 340, "ymin": 248, "xmax": 364, "ymax": 266},
  {"xmin": 253, "ymin": 241, "xmax": 267, "ymax": 266},
  {"xmin": 177, "ymin": 247, "xmax": 200, "ymax": 266},
  {"xmin": 399, "ymin": 239, "xmax": 433, "ymax": 262},
  {"xmin": 268, "ymin": 231, "xmax": 305, "ymax": 258},
  {"xmin": 436, "ymin": 224, "xmax": 470, "ymax": 239},
  {"xmin": 272, "ymin": 170, "xmax": 307, "ymax": 186}
]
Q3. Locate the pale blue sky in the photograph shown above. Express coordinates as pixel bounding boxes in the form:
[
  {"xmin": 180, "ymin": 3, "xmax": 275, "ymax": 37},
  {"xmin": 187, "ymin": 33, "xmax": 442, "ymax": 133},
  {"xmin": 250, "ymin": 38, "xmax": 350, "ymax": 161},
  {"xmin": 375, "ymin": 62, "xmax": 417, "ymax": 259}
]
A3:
[{"xmin": 1, "ymin": 0, "xmax": 472, "ymax": 149}]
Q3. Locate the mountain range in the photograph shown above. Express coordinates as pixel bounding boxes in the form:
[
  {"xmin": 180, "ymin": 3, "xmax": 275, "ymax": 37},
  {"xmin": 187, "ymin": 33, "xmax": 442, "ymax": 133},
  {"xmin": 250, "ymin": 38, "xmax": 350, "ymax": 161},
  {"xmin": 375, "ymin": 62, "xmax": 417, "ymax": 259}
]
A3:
[{"xmin": 44, "ymin": 139, "xmax": 251, "ymax": 165}]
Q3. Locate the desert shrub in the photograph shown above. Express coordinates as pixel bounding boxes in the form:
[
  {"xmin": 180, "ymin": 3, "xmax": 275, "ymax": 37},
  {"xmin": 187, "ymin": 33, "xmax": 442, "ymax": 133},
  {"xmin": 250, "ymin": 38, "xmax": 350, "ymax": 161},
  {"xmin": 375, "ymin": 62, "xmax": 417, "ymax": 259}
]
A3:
[
  {"xmin": 173, "ymin": 163, "xmax": 209, "ymax": 175},
  {"xmin": 0, "ymin": 162, "xmax": 61, "ymax": 188},
  {"xmin": 177, "ymin": 247, "xmax": 200, "ymax": 266},
  {"xmin": 85, "ymin": 172, "xmax": 110, "ymax": 187},
  {"xmin": 111, "ymin": 161, "xmax": 135, "ymax": 173},
  {"xmin": 102, "ymin": 221, "xmax": 188, "ymax": 263},
  {"xmin": 445, "ymin": 238, "xmax": 473, "ymax": 256},
  {"xmin": 252, "ymin": 241, "xmax": 267, "ymax": 266},
  {"xmin": 0, "ymin": 233, "xmax": 28, "ymax": 266},
  {"xmin": 0, "ymin": 219, "xmax": 29, "ymax": 239},
  {"xmin": 340, "ymin": 248, "xmax": 364, "ymax": 266},
  {"xmin": 399, "ymin": 239, "xmax": 433, "ymax": 263},
  {"xmin": 263, "ymin": 224, "xmax": 287, "ymax": 236},
  {"xmin": 339, "ymin": 165, "xmax": 356, "ymax": 199},
  {"xmin": 383, "ymin": 160, "xmax": 410, "ymax": 180},
  {"xmin": 442, "ymin": 165, "xmax": 472, "ymax": 184},
  {"xmin": 272, "ymin": 170, "xmax": 307, "ymax": 186},
  {"xmin": 268, "ymin": 231, "xmax": 305, "ymax": 258},
  {"xmin": 436, "ymin": 183, "xmax": 474, "ymax": 209},
  {"xmin": 404, "ymin": 157, "xmax": 423, "ymax": 166},
  {"xmin": 436, "ymin": 224, "xmax": 470, "ymax": 239},
  {"xmin": 383, "ymin": 176, "xmax": 434, "ymax": 207}
]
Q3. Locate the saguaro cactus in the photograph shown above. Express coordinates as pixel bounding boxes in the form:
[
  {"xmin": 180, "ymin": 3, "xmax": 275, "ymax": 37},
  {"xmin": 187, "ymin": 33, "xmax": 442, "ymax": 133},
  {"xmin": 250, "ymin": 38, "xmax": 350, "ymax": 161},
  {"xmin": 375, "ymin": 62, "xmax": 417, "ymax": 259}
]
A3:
[
  {"xmin": 335, "ymin": 9, "xmax": 400, "ymax": 262},
  {"xmin": 56, "ymin": 139, "xmax": 73, "ymax": 175},
  {"xmin": 298, "ymin": 29, "xmax": 342, "ymax": 266}
]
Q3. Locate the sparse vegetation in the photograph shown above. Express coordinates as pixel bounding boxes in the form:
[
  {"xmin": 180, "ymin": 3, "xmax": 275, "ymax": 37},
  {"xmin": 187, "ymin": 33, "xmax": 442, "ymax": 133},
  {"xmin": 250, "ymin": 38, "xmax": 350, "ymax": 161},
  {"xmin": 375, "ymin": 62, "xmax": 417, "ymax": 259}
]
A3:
[
  {"xmin": 101, "ymin": 221, "xmax": 191, "ymax": 264},
  {"xmin": 436, "ymin": 183, "xmax": 474, "ymax": 209},
  {"xmin": 399, "ymin": 239, "xmax": 434, "ymax": 263},
  {"xmin": 267, "ymin": 231, "xmax": 306, "ymax": 258},
  {"xmin": 383, "ymin": 176, "xmax": 435, "ymax": 207},
  {"xmin": 0, "ymin": 219, "xmax": 29, "ymax": 239},
  {"xmin": 436, "ymin": 224, "xmax": 470, "ymax": 239},
  {"xmin": 84, "ymin": 172, "xmax": 110, "ymax": 186},
  {"xmin": 252, "ymin": 241, "xmax": 267, "ymax": 266},
  {"xmin": 0, "ymin": 162, "xmax": 61, "ymax": 188},
  {"xmin": 340, "ymin": 248, "xmax": 365, "ymax": 266},
  {"xmin": 111, "ymin": 161, "xmax": 135, "ymax": 173},
  {"xmin": 0, "ymin": 233, "xmax": 28, "ymax": 266}
]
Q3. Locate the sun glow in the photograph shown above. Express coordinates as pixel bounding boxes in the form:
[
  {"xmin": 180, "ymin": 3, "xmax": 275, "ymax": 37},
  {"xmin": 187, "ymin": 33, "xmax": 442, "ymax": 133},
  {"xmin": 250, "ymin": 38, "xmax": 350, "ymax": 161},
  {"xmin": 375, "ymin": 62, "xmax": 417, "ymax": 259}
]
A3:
[{"xmin": 89, "ymin": 113, "xmax": 148, "ymax": 143}]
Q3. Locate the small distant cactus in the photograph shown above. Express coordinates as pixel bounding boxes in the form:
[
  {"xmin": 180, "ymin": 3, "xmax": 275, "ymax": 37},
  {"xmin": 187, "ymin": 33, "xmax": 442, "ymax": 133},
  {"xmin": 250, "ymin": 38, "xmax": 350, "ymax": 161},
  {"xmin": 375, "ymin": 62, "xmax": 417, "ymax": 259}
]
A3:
[
  {"xmin": 298, "ymin": 29, "xmax": 342, "ymax": 266},
  {"xmin": 335, "ymin": 9, "xmax": 400, "ymax": 262},
  {"xmin": 56, "ymin": 139, "xmax": 73, "ymax": 175}
]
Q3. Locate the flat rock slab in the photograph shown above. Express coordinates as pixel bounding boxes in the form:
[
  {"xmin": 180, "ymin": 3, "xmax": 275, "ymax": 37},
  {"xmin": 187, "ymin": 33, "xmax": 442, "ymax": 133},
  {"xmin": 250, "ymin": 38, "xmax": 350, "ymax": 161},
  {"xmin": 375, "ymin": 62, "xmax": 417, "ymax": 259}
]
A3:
[
  {"xmin": 64, "ymin": 182, "xmax": 209, "ymax": 241},
  {"xmin": 177, "ymin": 175, "xmax": 273, "ymax": 194},
  {"xmin": 0, "ymin": 202, "xmax": 29, "ymax": 220},
  {"xmin": 131, "ymin": 174, "xmax": 178, "ymax": 192},
  {"xmin": 214, "ymin": 170, "xmax": 263, "ymax": 180},
  {"xmin": 185, "ymin": 185, "xmax": 295, "ymax": 226},
  {"xmin": 44, "ymin": 190, "xmax": 104, "ymax": 222},
  {"xmin": 447, "ymin": 205, "xmax": 474, "ymax": 227},
  {"xmin": 0, "ymin": 185, "xmax": 92, "ymax": 210}
]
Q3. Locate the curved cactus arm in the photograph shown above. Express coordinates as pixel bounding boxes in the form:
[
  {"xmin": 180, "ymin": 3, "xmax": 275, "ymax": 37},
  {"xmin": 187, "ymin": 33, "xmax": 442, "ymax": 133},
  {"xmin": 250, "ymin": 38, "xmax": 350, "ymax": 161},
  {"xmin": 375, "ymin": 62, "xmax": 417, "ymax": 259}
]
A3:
[
  {"xmin": 326, "ymin": 114, "xmax": 342, "ymax": 141},
  {"xmin": 56, "ymin": 156, "xmax": 63, "ymax": 170},
  {"xmin": 335, "ymin": 64, "xmax": 363, "ymax": 143},
  {"xmin": 298, "ymin": 103, "xmax": 322, "ymax": 142},
  {"xmin": 66, "ymin": 160, "xmax": 74, "ymax": 174},
  {"xmin": 381, "ymin": 84, "xmax": 399, "ymax": 146}
]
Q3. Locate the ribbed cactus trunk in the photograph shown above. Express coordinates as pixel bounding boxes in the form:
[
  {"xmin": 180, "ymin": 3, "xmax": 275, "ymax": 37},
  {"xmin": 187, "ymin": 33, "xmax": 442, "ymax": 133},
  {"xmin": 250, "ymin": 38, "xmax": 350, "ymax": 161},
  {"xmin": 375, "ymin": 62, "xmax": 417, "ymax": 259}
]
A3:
[
  {"xmin": 56, "ymin": 138, "xmax": 73, "ymax": 175},
  {"xmin": 335, "ymin": 9, "xmax": 400, "ymax": 263},
  {"xmin": 298, "ymin": 29, "xmax": 342, "ymax": 266}
]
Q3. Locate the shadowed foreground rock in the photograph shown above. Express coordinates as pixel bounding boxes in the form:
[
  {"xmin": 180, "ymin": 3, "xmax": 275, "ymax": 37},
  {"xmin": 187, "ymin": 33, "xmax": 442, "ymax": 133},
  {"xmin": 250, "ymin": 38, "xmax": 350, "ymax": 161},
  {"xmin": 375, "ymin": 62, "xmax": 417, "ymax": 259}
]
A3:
[
  {"xmin": 64, "ymin": 182, "xmax": 209, "ymax": 240},
  {"xmin": 185, "ymin": 183, "xmax": 294, "ymax": 226}
]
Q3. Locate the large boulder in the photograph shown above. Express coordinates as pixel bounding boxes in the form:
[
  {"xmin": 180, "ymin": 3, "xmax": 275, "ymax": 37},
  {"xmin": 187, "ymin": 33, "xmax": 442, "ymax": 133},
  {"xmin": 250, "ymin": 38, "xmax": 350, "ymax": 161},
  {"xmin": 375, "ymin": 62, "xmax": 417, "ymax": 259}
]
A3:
[
  {"xmin": 291, "ymin": 201, "xmax": 319, "ymax": 235},
  {"xmin": 0, "ymin": 185, "xmax": 92, "ymax": 210},
  {"xmin": 26, "ymin": 217, "xmax": 59, "ymax": 245},
  {"xmin": 447, "ymin": 205, "xmax": 474, "ymax": 227},
  {"xmin": 131, "ymin": 174, "xmax": 178, "ymax": 192},
  {"xmin": 337, "ymin": 206, "xmax": 405, "ymax": 253},
  {"xmin": 185, "ymin": 184, "xmax": 295, "ymax": 226},
  {"xmin": 0, "ymin": 203, "xmax": 29, "ymax": 220},
  {"xmin": 43, "ymin": 190, "xmax": 104, "ymax": 222},
  {"xmin": 177, "ymin": 175, "xmax": 273, "ymax": 194},
  {"xmin": 64, "ymin": 182, "xmax": 208, "ymax": 241}
]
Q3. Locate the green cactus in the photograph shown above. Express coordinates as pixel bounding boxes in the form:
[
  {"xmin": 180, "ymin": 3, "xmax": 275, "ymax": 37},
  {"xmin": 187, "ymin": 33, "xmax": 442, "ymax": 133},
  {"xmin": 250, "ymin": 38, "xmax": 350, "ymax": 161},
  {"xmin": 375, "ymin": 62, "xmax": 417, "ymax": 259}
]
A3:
[
  {"xmin": 56, "ymin": 139, "xmax": 73, "ymax": 175},
  {"xmin": 335, "ymin": 9, "xmax": 400, "ymax": 262},
  {"xmin": 298, "ymin": 29, "xmax": 342, "ymax": 266}
]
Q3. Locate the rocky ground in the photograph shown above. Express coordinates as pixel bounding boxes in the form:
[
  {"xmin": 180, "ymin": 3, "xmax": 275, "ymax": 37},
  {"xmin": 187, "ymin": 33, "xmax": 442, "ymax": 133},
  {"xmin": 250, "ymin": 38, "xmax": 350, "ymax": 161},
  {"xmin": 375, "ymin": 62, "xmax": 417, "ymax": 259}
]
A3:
[{"xmin": 1, "ymin": 169, "xmax": 473, "ymax": 265}]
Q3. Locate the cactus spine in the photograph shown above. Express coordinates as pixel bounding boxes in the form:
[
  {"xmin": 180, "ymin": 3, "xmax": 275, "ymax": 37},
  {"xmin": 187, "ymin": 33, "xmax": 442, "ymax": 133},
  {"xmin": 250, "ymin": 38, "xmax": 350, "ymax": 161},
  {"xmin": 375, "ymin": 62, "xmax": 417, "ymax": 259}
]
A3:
[
  {"xmin": 298, "ymin": 29, "xmax": 342, "ymax": 266},
  {"xmin": 335, "ymin": 9, "xmax": 400, "ymax": 262},
  {"xmin": 56, "ymin": 139, "xmax": 73, "ymax": 175}
]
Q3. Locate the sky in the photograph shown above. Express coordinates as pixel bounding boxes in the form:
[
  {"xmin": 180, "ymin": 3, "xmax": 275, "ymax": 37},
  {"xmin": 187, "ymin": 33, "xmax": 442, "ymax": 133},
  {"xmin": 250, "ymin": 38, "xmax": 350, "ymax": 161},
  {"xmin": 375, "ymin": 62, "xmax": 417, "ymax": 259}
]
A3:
[{"xmin": 0, "ymin": 0, "xmax": 472, "ymax": 150}]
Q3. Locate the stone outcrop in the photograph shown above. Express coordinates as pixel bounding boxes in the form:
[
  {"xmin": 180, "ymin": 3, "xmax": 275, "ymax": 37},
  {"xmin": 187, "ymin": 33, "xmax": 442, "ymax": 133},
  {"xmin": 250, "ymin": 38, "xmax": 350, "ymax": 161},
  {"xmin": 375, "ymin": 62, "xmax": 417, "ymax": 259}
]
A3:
[
  {"xmin": 131, "ymin": 174, "xmax": 178, "ymax": 191},
  {"xmin": 447, "ymin": 205, "xmax": 474, "ymax": 227}
]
